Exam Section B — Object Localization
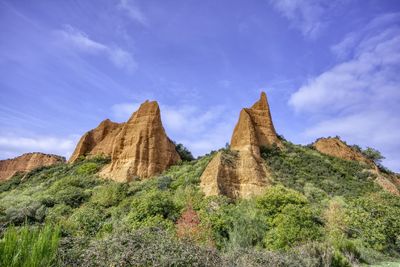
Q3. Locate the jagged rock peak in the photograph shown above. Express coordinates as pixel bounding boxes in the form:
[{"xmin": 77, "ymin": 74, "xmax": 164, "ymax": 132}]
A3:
[
  {"xmin": 100, "ymin": 99, "xmax": 180, "ymax": 182},
  {"xmin": 68, "ymin": 118, "xmax": 122, "ymax": 163},
  {"xmin": 0, "ymin": 152, "xmax": 65, "ymax": 181},
  {"xmin": 201, "ymin": 92, "xmax": 280, "ymax": 199},
  {"xmin": 231, "ymin": 91, "xmax": 282, "ymax": 151}
]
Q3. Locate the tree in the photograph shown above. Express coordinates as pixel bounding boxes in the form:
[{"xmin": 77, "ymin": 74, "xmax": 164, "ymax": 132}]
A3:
[
  {"xmin": 175, "ymin": 143, "xmax": 195, "ymax": 161},
  {"xmin": 362, "ymin": 147, "xmax": 385, "ymax": 164}
]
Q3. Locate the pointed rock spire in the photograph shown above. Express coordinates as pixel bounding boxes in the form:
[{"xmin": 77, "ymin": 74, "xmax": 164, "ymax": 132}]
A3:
[
  {"xmin": 231, "ymin": 91, "xmax": 282, "ymax": 151},
  {"xmin": 100, "ymin": 100, "xmax": 181, "ymax": 181},
  {"xmin": 200, "ymin": 91, "xmax": 280, "ymax": 199},
  {"xmin": 69, "ymin": 100, "xmax": 181, "ymax": 182}
]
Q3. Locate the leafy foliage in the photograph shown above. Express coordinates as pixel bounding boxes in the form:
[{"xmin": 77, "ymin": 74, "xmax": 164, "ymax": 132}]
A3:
[
  {"xmin": 0, "ymin": 145, "xmax": 398, "ymax": 266},
  {"xmin": 175, "ymin": 143, "xmax": 195, "ymax": 161}
]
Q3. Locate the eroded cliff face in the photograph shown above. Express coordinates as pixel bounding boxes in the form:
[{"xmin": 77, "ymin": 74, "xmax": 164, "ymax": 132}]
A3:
[
  {"xmin": 231, "ymin": 92, "xmax": 283, "ymax": 151},
  {"xmin": 200, "ymin": 92, "xmax": 280, "ymax": 199},
  {"xmin": 313, "ymin": 137, "xmax": 399, "ymax": 195},
  {"xmin": 0, "ymin": 153, "xmax": 65, "ymax": 181},
  {"xmin": 100, "ymin": 101, "xmax": 180, "ymax": 182},
  {"xmin": 69, "ymin": 100, "xmax": 180, "ymax": 182},
  {"xmin": 69, "ymin": 119, "xmax": 123, "ymax": 162},
  {"xmin": 313, "ymin": 137, "xmax": 371, "ymax": 164}
]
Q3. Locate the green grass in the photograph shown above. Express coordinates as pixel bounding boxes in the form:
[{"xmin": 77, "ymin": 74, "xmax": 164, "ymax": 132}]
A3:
[{"xmin": 0, "ymin": 224, "xmax": 60, "ymax": 267}]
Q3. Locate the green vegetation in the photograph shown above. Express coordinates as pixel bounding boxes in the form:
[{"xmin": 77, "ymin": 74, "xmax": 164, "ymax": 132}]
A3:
[
  {"xmin": 0, "ymin": 144, "xmax": 399, "ymax": 266},
  {"xmin": 0, "ymin": 224, "xmax": 60, "ymax": 267}
]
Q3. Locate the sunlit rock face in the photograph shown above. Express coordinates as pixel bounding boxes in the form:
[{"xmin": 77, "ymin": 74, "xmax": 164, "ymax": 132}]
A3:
[
  {"xmin": 313, "ymin": 137, "xmax": 371, "ymax": 164},
  {"xmin": 69, "ymin": 100, "xmax": 180, "ymax": 182},
  {"xmin": 201, "ymin": 92, "xmax": 281, "ymax": 199},
  {"xmin": 0, "ymin": 153, "xmax": 65, "ymax": 181},
  {"xmin": 69, "ymin": 119, "xmax": 123, "ymax": 163}
]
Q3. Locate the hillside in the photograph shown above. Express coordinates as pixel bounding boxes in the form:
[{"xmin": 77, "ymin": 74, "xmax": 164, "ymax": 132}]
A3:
[{"xmin": 1, "ymin": 140, "xmax": 399, "ymax": 266}]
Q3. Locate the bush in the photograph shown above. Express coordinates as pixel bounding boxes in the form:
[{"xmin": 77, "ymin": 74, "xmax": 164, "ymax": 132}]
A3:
[
  {"xmin": 0, "ymin": 223, "xmax": 60, "ymax": 267},
  {"xmin": 257, "ymin": 186, "xmax": 322, "ymax": 250},
  {"xmin": 67, "ymin": 205, "xmax": 105, "ymax": 236},
  {"xmin": 75, "ymin": 162, "xmax": 101, "ymax": 175},
  {"xmin": 125, "ymin": 190, "xmax": 180, "ymax": 231},
  {"xmin": 90, "ymin": 183, "xmax": 126, "ymax": 207},
  {"xmin": 79, "ymin": 228, "xmax": 222, "ymax": 267}
]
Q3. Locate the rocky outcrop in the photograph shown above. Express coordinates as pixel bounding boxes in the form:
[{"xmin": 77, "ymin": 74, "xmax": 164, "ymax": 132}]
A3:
[
  {"xmin": 200, "ymin": 92, "xmax": 280, "ymax": 199},
  {"xmin": 0, "ymin": 153, "xmax": 65, "ymax": 181},
  {"xmin": 231, "ymin": 92, "xmax": 283, "ymax": 151},
  {"xmin": 69, "ymin": 119, "xmax": 123, "ymax": 162},
  {"xmin": 313, "ymin": 137, "xmax": 399, "ymax": 195},
  {"xmin": 313, "ymin": 137, "xmax": 371, "ymax": 164},
  {"xmin": 69, "ymin": 100, "xmax": 180, "ymax": 182},
  {"xmin": 100, "ymin": 101, "xmax": 180, "ymax": 182}
]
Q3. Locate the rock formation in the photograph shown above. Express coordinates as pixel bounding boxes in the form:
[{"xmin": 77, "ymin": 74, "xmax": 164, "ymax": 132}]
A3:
[
  {"xmin": 69, "ymin": 119, "xmax": 123, "ymax": 162},
  {"xmin": 313, "ymin": 137, "xmax": 399, "ymax": 195},
  {"xmin": 0, "ymin": 153, "xmax": 65, "ymax": 181},
  {"xmin": 201, "ymin": 92, "xmax": 281, "ymax": 199},
  {"xmin": 231, "ymin": 91, "xmax": 283, "ymax": 151},
  {"xmin": 313, "ymin": 137, "xmax": 371, "ymax": 165},
  {"xmin": 69, "ymin": 100, "xmax": 180, "ymax": 182}
]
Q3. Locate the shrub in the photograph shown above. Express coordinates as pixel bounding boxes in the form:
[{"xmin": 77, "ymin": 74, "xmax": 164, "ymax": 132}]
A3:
[
  {"xmin": 0, "ymin": 223, "xmax": 60, "ymax": 267},
  {"xmin": 75, "ymin": 162, "xmax": 100, "ymax": 175},
  {"xmin": 125, "ymin": 190, "xmax": 180, "ymax": 231},
  {"xmin": 90, "ymin": 183, "xmax": 126, "ymax": 207},
  {"xmin": 79, "ymin": 228, "xmax": 222, "ymax": 267},
  {"xmin": 67, "ymin": 205, "xmax": 105, "ymax": 236},
  {"xmin": 257, "ymin": 186, "xmax": 322, "ymax": 250}
]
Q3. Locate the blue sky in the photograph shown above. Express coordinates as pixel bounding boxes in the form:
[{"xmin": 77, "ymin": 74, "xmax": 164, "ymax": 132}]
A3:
[{"xmin": 0, "ymin": 0, "xmax": 399, "ymax": 172}]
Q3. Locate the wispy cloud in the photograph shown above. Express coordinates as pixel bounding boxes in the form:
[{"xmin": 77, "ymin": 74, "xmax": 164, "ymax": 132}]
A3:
[
  {"xmin": 268, "ymin": 0, "xmax": 340, "ymax": 38},
  {"xmin": 0, "ymin": 134, "xmax": 78, "ymax": 160},
  {"xmin": 110, "ymin": 102, "xmax": 235, "ymax": 157},
  {"xmin": 117, "ymin": 0, "xmax": 148, "ymax": 26},
  {"xmin": 56, "ymin": 25, "xmax": 137, "ymax": 72},
  {"xmin": 289, "ymin": 13, "xmax": 400, "ymax": 171}
]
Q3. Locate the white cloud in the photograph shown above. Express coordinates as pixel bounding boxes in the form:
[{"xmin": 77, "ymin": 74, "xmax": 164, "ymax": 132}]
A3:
[
  {"xmin": 289, "ymin": 13, "xmax": 400, "ymax": 171},
  {"xmin": 110, "ymin": 102, "xmax": 235, "ymax": 157},
  {"xmin": 118, "ymin": 0, "xmax": 148, "ymax": 26},
  {"xmin": 0, "ymin": 134, "xmax": 78, "ymax": 160},
  {"xmin": 56, "ymin": 25, "xmax": 137, "ymax": 72},
  {"xmin": 268, "ymin": 0, "xmax": 340, "ymax": 38}
]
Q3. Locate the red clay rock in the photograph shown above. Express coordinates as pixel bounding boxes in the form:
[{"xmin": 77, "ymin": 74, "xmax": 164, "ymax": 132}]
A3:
[{"xmin": 0, "ymin": 153, "xmax": 65, "ymax": 181}]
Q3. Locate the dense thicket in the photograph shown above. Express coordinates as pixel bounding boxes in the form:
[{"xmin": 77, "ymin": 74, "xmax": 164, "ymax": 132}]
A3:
[{"xmin": 0, "ymin": 142, "xmax": 399, "ymax": 266}]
